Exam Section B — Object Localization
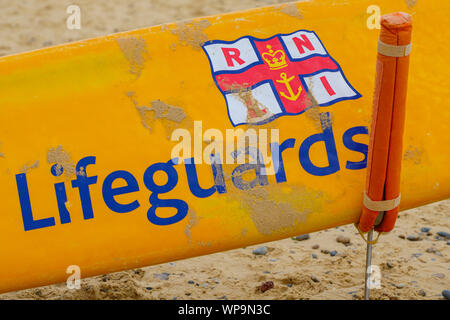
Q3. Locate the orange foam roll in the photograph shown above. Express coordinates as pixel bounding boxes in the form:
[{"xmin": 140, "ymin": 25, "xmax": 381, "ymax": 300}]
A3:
[{"xmin": 359, "ymin": 12, "xmax": 412, "ymax": 233}]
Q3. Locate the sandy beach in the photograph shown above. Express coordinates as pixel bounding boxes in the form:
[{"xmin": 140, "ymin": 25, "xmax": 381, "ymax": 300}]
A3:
[
  {"xmin": 1, "ymin": 200, "xmax": 449, "ymax": 300},
  {"xmin": 0, "ymin": 0, "xmax": 448, "ymax": 300}
]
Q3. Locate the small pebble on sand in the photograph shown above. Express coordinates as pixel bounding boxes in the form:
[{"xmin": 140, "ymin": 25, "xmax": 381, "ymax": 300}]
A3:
[
  {"xmin": 426, "ymin": 247, "xmax": 442, "ymax": 256},
  {"xmin": 418, "ymin": 289, "xmax": 426, "ymax": 297},
  {"xmin": 292, "ymin": 234, "xmax": 310, "ymax": 241},
  {"xmin": 437, "ymin": 231, "xmax": 450, "ymax": 239},
  {"xmin": 258, "ymin": 281, "xmax": 274, "ymax": 293},
  {"xmin": 312, "ymin": 244, "xmax": 320, "ymax": 249},
  {"xmin": 421, "ymin": 227, "xmax": 431, "ymax": 233},
  {"xmin": 153, "ymin": 273, "xmax": 170, "ymax": 280},
  {"xmin": 406, "ymin": 234, "xmax": 421, "ymax": 241},
  {"xmin": 442, "ymin": 290, "xmax": 450, "ymax": 300},
  {"xmin": 310, "ymin": 275, "xmax": 320, "ymax": 283},
  {"xmin": 330, "ymin": 250, "xmax": 338, "ymax": 257},
  {"xmin": 252, "ymin": 246, "xmax": 268, "ymax": 255},
  {"xmin": 336, "ymin": 235, "xmax": 351, "ymax": 245}
]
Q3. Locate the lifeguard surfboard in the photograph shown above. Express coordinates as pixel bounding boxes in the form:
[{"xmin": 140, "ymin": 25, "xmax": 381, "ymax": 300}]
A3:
[{"xmin": 0, "ymin": 0, "xmax": 448, "ymax": 294}]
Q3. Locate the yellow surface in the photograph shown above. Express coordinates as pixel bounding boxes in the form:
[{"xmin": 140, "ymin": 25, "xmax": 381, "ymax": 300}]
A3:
[{"xmin": 0, "ymin": 0, "xmax": 448, "ymax": 293}]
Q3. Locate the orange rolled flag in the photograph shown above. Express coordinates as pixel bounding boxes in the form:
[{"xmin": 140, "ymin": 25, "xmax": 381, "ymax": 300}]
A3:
[{"xmin": 358, "ymin": 12, "xmax": 412, "ymax": 233}]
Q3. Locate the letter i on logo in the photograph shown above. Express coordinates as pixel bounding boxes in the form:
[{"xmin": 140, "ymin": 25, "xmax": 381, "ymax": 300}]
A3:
[{"xmin": 51, "ymin": 164, "xmax": 72, "ymax": 224}]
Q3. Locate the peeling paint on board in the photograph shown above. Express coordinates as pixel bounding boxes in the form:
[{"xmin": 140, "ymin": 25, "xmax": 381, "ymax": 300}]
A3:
[
  {"xmin": 136, "ymin": 100, "xmax": 187, "ymax": 133},
  {"xmin": 171, "ymin": 19, "xmax": 211, "ymax": 50},
  {"xmin": 19, "ymin": 160, "xmax": 39, "ymax": 173},
  {"xmin": 127, "ymin": 92, "xmax": 189, "ymax": 138},
  {"xmin": 405, "ymin": 0, "xmax": 418, "ymax": 8},
  {"xmin": 245, "ymin": 187, "xmax": 309, "ymax": 236},
  {"xmin": 116, "ymin": 36, "xmax": 150, "ymax": 79},
  {"xmin": 220, "ymin": 81, "xmax": 274, "ymax": 124},
  {"xmin": 47, "ymin": 145, "xmax": 76, "ymax": 178},
  {"xmin": 278, "ymin": 3, "xmax": 303, "ymax": 19},
  {"xmin": 236, "ymin": 186, "xmax": 324, "ymax": 236},
  {"xmin": 304, "ymin": 79, "xmax": 334, "ymax": 130},
  {"xmin": 306, "ymin": 107, "xmax": 333, "ymax": 130}
]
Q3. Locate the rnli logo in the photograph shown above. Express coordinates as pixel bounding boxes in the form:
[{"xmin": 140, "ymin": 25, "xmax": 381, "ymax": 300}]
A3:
[{"xmin": 203, "ymin": 30, "xmax": 361, "ymax": 126}]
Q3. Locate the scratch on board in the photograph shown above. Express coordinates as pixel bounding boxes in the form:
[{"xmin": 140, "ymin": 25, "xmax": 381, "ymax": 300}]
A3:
[
  {"xmin": 184, "ymin": 209, "xmax": 199, "ymax": 244},
  {"xmin": 197, "ymin": 241, "xmax": 212, "ymax": 247},
  {"xmin": 116, "ymin": 36, "xmax": 150, "ymax": 79},
  {"xmin": 403, "ymin": 145, "xmax": 424, "ymax": 164}
]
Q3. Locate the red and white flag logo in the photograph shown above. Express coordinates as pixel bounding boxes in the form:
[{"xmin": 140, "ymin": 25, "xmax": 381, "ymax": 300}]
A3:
[{"xmin": 203, "ymin": 30, "xmax": 361, "ymax": 126}]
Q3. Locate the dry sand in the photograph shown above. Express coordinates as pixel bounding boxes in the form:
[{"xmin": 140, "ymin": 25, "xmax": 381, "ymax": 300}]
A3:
[{"xmin": 0, "ymin": 0, "xmax": 448, "ymax": 300}]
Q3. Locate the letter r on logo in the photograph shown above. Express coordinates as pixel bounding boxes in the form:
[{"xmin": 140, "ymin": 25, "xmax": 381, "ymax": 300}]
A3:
[{"xmin": 221, "ymin": 47, "xmax": 245, "ymax": 67}]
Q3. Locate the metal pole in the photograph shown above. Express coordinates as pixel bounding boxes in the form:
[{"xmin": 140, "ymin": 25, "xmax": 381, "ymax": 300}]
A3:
[
  {"xmin": 364, "ymin": 212, "xmax": 384, "ymax": 300},
  {"xmin": 364, "ymin": 229, "xmax": 374, "ymax": 300}
]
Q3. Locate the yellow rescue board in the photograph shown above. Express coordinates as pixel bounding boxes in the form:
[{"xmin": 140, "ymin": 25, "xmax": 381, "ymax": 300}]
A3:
[{"xmin": 0, "ymin": 0, "xmax": 448, "ymax": 293}]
